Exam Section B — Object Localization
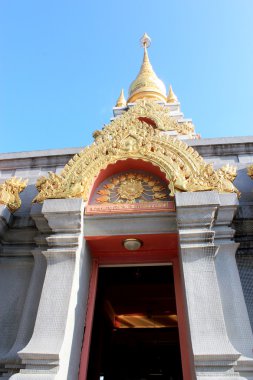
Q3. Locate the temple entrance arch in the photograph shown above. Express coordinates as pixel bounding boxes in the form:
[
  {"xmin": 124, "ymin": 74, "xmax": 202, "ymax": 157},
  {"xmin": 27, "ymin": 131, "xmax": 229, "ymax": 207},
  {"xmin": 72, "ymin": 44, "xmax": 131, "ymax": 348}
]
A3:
[
  {"xmin": 78, "ymin": 157, "xmax": 194, "ymax": 379},
  {"xmin": 78, "ymin": 231, "xmax": 194, "ymax": 380}
]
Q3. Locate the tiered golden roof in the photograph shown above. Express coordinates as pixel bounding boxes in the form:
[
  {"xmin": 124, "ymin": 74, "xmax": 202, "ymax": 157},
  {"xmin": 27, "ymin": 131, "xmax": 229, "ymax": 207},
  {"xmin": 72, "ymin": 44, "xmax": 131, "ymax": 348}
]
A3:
[{"xmin": 127, "ymin": 33, "xmax": 167, "ymax": 103}]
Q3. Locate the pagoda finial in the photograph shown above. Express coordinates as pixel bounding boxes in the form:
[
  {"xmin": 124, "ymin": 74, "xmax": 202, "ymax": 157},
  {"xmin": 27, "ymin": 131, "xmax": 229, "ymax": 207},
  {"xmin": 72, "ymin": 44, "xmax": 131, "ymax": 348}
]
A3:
[
  {"xmin": 167, "ymin": 85, "xmax": 178, "ymax": 103},
  {"xmin": 127, "ymin": 33, "xmax": 167, "ymax": 103},
  {"xmin": 140, "ymin": 33, "xmax": 151, "ymax": 48},
  {"xmin": 115, "ymin": 89, "xmax": 126, "ymax": 107}
]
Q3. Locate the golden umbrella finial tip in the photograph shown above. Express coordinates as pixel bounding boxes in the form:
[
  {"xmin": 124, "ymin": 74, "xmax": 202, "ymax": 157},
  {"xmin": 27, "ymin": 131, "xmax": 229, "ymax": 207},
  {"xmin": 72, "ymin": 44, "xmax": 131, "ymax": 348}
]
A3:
[{"xmin": 140, "ymin": 33, "xmax": 151, "ymax": 48}]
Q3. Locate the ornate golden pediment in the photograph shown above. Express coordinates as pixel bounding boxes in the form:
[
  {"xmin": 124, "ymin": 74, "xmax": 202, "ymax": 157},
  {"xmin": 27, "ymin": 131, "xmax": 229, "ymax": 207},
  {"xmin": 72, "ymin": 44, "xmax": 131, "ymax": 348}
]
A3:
[
  {"xmin": 33, "ymin": 100, "xmax": 239, "ymax": 203},
  {"xmin": 117, "ymin": 99, "xmax": 195, "ymax": 135},
  {"xmin": 0, "ymin": 177, "xmax": 28, "ymax": 212}
]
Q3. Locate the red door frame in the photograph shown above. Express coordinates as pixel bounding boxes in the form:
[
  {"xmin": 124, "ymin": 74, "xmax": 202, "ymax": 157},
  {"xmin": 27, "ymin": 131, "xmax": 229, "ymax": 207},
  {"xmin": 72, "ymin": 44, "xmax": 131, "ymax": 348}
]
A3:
[
  {"xmin": 78, "ymin": 259, "xmax": 99, "ymax": 379},
  {"xmin": 78, "ymin": 241, "xmax": 195, "ymax": 380}
]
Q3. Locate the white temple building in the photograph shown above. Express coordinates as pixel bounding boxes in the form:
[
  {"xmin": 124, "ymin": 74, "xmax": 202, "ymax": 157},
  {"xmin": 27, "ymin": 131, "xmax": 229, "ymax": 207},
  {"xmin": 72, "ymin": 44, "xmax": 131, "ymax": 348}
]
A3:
[{"xmin": 0, "ymin": 34, "xmax": 253, "ymax": 380}]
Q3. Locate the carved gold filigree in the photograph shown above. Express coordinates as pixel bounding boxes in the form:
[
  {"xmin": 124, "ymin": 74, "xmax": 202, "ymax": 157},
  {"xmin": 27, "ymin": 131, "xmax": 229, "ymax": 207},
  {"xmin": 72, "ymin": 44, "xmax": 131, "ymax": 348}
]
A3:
[
  {"xmin": 0, "ymin": 177, "xmax": 28, "ymax": 212},
  {"xmin": 118, "ymin": 179, "xmax": 143, "ymax": 201},
  {"xmin": 121, "ymin": 99, "xmax": 195, "ymax": 135},
  {"xmin": 171, "ymin": 163, "xmax": 240, "ymax": 196},
  {"xmin": 248, "ymin": 165, "xmax": 253, "ymax": 179},
  {"xmin": 33, "ymin": 100, "xmax": 239, "ymax": 203},
  {"xmin": 34, "ymin": 172, "xmax": 84, "ymax": 203},
  {"xmin": 95, "ymin": 172, "xmax": 168, "ymax": 204}
]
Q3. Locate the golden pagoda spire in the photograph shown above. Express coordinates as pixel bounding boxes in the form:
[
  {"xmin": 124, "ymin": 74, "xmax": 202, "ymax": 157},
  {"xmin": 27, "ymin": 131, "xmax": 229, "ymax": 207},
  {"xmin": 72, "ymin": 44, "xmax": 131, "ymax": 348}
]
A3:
[
  {"xmin": 167, "ymin": 85, "xmax": 178, "ymax": 103},
  {"xmin": 115, "ymin": 89, "xmax": 126, "ymax": 107},
  {"xmin": 127, "ymin": 33, "xmax": 167, "ymax": 103}
]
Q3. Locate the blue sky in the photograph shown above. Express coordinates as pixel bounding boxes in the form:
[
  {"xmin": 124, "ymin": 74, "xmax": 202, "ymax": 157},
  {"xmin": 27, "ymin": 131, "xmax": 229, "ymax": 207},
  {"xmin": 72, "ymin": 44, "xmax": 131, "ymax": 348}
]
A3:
[{"xmin": 1, "ymin": 0, "xmax": 253, "ymax": 153}]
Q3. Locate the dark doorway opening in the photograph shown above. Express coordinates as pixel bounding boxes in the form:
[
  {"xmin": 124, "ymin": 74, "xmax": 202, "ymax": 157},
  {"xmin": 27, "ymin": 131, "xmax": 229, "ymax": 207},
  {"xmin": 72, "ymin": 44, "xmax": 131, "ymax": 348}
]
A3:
[{"xmin": 87, "ymin": 265, "xmax": 183, "ymax": 380}]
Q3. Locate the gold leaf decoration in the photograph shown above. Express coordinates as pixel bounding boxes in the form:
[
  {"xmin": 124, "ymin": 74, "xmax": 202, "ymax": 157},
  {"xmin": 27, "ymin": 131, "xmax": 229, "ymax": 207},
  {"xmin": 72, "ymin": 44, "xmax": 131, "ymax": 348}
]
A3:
[
  {"xmin": 114, "ymin": 99, "xmax": 195, "ymax": 135},
  {"xmin": 153, "ymin": 192, "xmax": 167, "ymax": 199},
  {"xmin": 34, "ymin": 172, "xmax": 85, "ymax": 203},
  {"xmin": 175, "ymin": 163, "xmax": 240, "ymax": 196},
  {"xmin": 0, "ymin": 177, "xmax": 28, "ymax": 212},
  {"xmin": 33, "ymin": 100, "xmax": 239, "ymax": 203},
  {"xmin": 248, "ymin": 165, "xmax": 253, "ymax": 179},
  {"xmin": 94, "ymin": 172, "xmax": 169, "ymax": 204}
]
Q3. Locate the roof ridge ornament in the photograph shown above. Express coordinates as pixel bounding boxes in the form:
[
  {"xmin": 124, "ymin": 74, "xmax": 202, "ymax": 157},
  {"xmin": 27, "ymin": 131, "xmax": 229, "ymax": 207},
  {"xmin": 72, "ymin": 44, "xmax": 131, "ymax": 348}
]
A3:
[{"xmin": 0, "ymin": 177, "xmax": 28, "ymax": 212}]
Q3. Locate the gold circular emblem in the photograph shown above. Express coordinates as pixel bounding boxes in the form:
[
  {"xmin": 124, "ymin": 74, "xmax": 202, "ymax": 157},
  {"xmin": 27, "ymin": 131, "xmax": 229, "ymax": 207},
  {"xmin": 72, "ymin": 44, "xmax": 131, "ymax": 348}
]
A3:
[
  {"xmin": 117, "ymin": 179, "xmax": 144, "ymax": 201},
  {"xmin": 95, "ymin": 171, "xmax": 169, "ymax": 204}
]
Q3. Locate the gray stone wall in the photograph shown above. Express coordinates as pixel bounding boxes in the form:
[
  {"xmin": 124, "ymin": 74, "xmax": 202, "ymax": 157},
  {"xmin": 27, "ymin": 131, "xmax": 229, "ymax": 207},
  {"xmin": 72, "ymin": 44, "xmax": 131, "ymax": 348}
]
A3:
[
  {"xmin": 236, "ymin": 253, "xmax": 253, "ymax": 332},
  {"xmin": 0, "ymin": 257, "xmax": 33, "ymax": 358}
]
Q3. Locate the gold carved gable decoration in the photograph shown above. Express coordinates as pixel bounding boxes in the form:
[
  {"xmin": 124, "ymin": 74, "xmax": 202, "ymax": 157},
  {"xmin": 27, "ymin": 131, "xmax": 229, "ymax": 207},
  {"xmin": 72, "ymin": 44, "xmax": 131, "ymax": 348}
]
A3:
[
  {"xmin": 125, "ymin": 99, "xmax": 195, "ymax": 135},
  {"xmin": 33, "ymin": 100, "xmax": 239, "ymax": 203}
]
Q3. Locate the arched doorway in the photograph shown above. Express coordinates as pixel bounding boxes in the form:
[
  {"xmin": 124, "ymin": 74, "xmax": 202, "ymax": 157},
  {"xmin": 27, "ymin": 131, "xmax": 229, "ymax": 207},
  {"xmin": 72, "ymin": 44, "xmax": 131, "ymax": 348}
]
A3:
[{"xmin": 78, "ymin": 161, "xmax": 194, "ymax": 380}]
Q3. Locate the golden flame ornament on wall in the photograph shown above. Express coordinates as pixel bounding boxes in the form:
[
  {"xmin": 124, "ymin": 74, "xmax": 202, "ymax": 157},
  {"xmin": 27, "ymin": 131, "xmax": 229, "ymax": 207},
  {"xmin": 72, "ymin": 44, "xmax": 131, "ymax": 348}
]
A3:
[{"xmin": 95, "ymin": 172, "xmax": 169, "ymax": 204}]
